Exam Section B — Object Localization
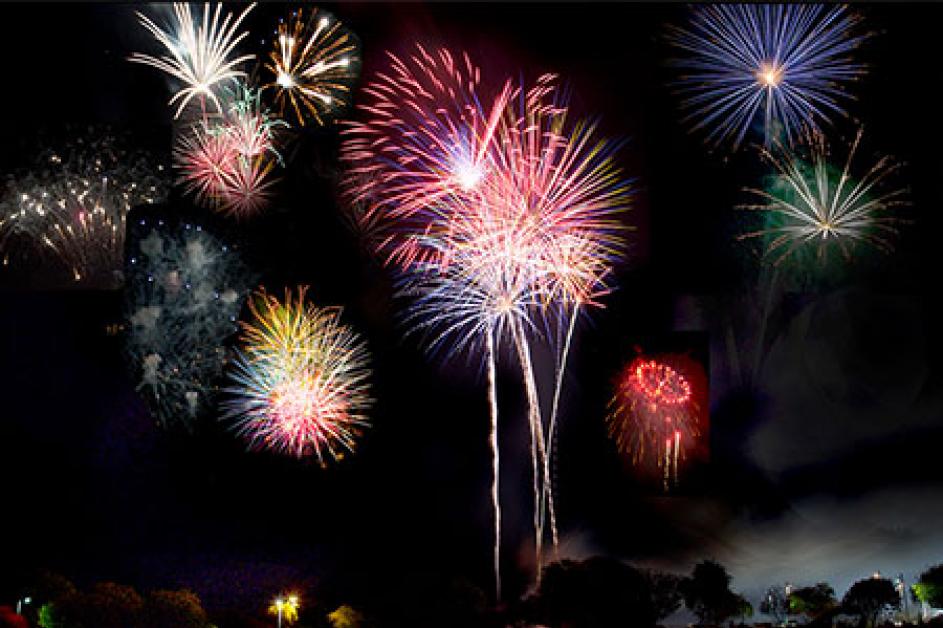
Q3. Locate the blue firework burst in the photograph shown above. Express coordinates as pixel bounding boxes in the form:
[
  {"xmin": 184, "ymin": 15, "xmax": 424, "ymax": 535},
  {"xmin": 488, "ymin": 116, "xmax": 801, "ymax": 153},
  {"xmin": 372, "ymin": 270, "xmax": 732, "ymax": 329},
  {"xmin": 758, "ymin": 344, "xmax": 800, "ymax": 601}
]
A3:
[{"xmin": 667, "ymin": 4, "xmax": 871, "ymax": 151}]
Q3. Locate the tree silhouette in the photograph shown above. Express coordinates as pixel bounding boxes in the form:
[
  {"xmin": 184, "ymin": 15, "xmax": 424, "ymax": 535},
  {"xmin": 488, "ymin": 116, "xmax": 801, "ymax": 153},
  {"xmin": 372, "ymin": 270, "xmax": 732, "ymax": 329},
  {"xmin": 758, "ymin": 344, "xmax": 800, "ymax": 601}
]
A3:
[
  {"xmin": 642, "ymin": 569, "xmax": 684, "ymax": 623},
  {"xmin": 140, "ymin": 590, "xmax": 207, "ymax": 628},
  {"xmin": 842, "ymin": 577, "xmax": 899, "ymax": 628},
  {"xmin": 679, "ymin": 560, "xmax": 748, "ymax": 626},
  {"xmin": 530, "ymin": 557, "xmax": 657, "ymax": 628},
  {"xmin": 790, "ymin": 583, "xmax": 837, "ymax": 621},
  {"xmin": 914, "ymin": 565, "xmax": 943, "ymax": 609}
]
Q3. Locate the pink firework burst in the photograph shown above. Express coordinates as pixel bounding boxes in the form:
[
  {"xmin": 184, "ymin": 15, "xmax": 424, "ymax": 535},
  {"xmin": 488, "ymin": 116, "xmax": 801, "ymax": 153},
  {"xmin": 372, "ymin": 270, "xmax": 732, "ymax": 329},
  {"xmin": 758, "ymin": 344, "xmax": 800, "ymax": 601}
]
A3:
[
  {"xmin": 218, "ymin": 156, "xmax": 278, "ymax": 218},
  {"xmin": 174, "ymin": 123, "xmax": 239, "ymax": 206},
  {"xmin": 173, "ymin": 85, "xmax": 284, "ymax": 217},
  {"xmin": 340, "ymin": 44, "xmax": 513, "ymax": 266}
]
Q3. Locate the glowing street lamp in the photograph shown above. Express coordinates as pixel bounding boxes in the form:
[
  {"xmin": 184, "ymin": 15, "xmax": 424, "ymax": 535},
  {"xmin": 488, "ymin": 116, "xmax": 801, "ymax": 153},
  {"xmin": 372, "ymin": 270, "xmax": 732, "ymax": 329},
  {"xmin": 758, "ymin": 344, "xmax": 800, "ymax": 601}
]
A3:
[{"xmin": 269, "ymin": 594, "xmax": 300, "ymax": 628}]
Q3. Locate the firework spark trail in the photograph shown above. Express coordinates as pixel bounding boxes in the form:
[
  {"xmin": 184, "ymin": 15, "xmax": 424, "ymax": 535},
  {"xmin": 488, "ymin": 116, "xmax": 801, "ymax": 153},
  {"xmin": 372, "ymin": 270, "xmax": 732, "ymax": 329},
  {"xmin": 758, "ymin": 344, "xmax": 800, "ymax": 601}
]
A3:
[
  {"xmin": 130, "ymin": 3, "xmax": 257, "ymax": 119},
  {"xmin": 490, "ymin": 75, "xmax": 631, "ymax": 554},
  {"xmin": 0, "ymin": 133, "xmax": 168, "ymax": 287},
  {"xmin": 738, "ymin": 128, "xmax": 906, "ymax": 266},
  {"xmin": 485, "ymin": 327, "xmax": 502, "ymax": 601},
  {"xmin": 222, "ymin": 288, "xmax": 373, "ymax": 464},
  {"xmin": 265, "ymin": 7, "xmax": 360, "ymax": 127},
  {"xmin": 512, "ymin": 317, "xmax": 548, "ymax": 579},
  {"xmin": 667, "ymin": 4, "xmax": 870, "ymax": 150},
  {"xmin": 544, "ymin": 301, "xmax": 578, "ymax": 552}
]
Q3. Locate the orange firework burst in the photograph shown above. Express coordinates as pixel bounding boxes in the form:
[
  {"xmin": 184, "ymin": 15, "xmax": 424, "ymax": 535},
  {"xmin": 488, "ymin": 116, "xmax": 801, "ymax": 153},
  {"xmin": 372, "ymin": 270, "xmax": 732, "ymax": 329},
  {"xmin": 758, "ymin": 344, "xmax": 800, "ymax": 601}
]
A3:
[{"xmin": 264, "ymin": 7, "xmax": 360, "ymax": 127}]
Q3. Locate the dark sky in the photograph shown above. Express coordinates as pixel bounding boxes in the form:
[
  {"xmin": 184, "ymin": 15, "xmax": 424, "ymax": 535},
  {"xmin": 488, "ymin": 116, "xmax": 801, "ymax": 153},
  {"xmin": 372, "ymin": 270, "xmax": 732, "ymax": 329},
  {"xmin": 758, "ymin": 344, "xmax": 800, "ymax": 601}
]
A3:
[{"xmin": 2, "ymin": 1, "xmax": 943, "ymax": 618}]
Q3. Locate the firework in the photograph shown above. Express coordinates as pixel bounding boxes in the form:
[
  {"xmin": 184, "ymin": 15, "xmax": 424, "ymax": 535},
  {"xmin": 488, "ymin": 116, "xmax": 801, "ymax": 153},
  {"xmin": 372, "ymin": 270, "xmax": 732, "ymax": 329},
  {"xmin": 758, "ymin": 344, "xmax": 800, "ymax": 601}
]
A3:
[
  {"xmin": 125, "ymin": 220, "xmax": 253, "ymax": 428},
  {"xmin": 608, "ymin": 356, "xmax": 700, "ymax": 491},
  {"xmin": 130, "ymin": 3, "xmax": 257, "ymax": 119},
  {"xmin": 349, "ymin": 48, "xmax": 632, "ymax": 589},
  {"xmin": 218, "ymin": 156, "xmax": 279, "ymax": 217},
  {"xmin": 264, "ymin": 7, "xmax": 360, "ymax": 127},
  {"xmin": 173, "ymin": 84, "xmax": 285, "ymax": 217},
  {"xmin": 398, "ymin": 192, "xmax": 552, "ymax": 599},
  {"xmin": 221, "ymin": 84, "xmax": 288, "ymax": 161},
  {"xmin": 488, "ymin": 74, "xmax": 631, "ymax": 555},
  {"xmin": 0, "ymin": 131, "xmax": 168, "ymax": 288},
  {"xmin": 222, "ymin": 287, "xmax": 373, "ymax": 464},
  {"xmin": 667, "ymin": 4, "xmax": 870, "ymax": 150},
  {"xmin": 340, "ymin": 44, "xmax": 513, "ymax": 263},
  {"xmin": 173, "ymin": 122, "xmax": 239, "ymax": 206},
  {"xmin": 738, "ymin": 128, "xmax": 906, "ymax": 267}
]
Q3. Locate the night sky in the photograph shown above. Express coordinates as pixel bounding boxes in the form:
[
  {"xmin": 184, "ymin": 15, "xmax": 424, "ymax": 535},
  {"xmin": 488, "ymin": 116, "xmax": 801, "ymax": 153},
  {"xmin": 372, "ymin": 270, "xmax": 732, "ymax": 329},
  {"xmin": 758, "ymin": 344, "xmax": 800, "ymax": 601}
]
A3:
[{"xmin": 2, "ymin": 1, "xmax": 943, "ymax": 619}]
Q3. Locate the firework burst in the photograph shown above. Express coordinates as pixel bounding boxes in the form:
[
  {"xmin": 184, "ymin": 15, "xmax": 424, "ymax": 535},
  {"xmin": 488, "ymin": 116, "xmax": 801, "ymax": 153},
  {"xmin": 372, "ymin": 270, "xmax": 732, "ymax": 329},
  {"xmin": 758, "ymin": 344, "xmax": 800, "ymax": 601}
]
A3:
[
  {"xmin": 487, "ymin": 74, "xmax": 631, "ymax": 555},
  {"xmin": 173, "ymin": 121, "xmax": 239, "ymax": 206},
  {"xmin": 346, "ymin": 47, "xmax": 633, "ymax": 591},
  {"xmin": 173, "ymin": 84, "xmax": 285, "ymax": 217},
  {"xmin": 738, "ymin": 128, "xmax": 906, "ymax": 267},
  {"xmin": 340, "ymin": 44, "xmax": 513, "ymax": 261},
  {"xmin": 608, "ymin": 356, "xmax": 701, "ymax": 491},
  {"xmin": 667, "ymin": 4, "xmax": 870, "ymax": 150},
  {"xmin": 264, "ymin": 7, "xmax": 361, "ymax": 127},
  {"xmin": 125, "ymin": 219, "xmax": 253, "ymax": 428},
  {"xmin": 130, "ymin": 2, "xmax": 257, "ymax": 119},
  {"xmin": 0, "ymin": 132, "xmax": 168, "ymax": 288},
  {"xmin": 223, "ymin": 287, "xmax": 373, "ymax": 464}
]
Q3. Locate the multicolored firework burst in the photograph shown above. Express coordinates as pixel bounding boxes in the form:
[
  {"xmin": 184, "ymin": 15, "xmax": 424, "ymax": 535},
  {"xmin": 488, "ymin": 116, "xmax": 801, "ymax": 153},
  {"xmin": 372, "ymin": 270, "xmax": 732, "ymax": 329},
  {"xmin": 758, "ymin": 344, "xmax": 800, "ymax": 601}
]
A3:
[
  {"xmin": 130, "ymin": 2, "xmax": 257, "ymax": 119},
  {"xmin": 264, "ymin": 6, "xmax": 361, "ymax": 127},
  {"xmin": 125, "ymin": 219, "xmax": 254, "ymax": 428},
  {"xmin": 340, "ymin": 44, "xmax": 513, "ymax": 256},
  {"xmin": 738, "ymin": 128, "xmax": 906, "ymax": 268},
  {"xmin": 608, "ymin": 355, "xmax": 701, "ymax": 491},
  {"xmin": 344, "ymin": 46, "xmax": 632, "ymax": 593},
  {"xmin": 489, "ymin": 73, "xmax": 631, "ymax": 555},
  {"xmin": 222, "ymin": 287, "xmax": 373, "ymax": 464},
  {"xmin": 173, "ymin": 83, "xmax": 285, "ymax": 217},
  {"xmin": 0, "ymin": 131, "xmax": 168, "ymax": 288},
  {"xmin": 667, "ymin": 4, "xmax": 870, "ymax": 150}
]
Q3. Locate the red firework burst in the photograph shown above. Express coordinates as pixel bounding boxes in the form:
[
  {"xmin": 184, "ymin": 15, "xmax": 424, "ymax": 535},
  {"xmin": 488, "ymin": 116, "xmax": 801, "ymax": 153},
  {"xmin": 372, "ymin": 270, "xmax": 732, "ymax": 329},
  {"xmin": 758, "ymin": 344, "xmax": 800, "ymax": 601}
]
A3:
[{"xmin": 608, "ymin": 354, "xmax": 703, "ymax": 489}]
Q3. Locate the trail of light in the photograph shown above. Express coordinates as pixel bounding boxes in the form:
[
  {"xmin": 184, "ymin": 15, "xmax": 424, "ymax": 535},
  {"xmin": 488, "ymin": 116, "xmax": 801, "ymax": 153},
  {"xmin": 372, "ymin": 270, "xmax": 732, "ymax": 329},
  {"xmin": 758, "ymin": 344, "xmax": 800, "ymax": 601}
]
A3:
[
  {"xmin": 544, "ymin": 301, "xmax": 578, "ymax": 553},
  {"xmin": 485, "ymin": 327, "xmax": 501, "ymax": 602}
]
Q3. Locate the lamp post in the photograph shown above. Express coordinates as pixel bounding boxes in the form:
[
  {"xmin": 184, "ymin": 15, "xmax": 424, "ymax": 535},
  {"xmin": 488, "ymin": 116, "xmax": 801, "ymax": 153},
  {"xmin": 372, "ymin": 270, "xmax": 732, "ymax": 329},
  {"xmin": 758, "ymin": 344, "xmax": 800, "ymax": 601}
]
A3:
[{"xmin": 270, "ymin": 593, "xmax": 299, "ymax": 628}]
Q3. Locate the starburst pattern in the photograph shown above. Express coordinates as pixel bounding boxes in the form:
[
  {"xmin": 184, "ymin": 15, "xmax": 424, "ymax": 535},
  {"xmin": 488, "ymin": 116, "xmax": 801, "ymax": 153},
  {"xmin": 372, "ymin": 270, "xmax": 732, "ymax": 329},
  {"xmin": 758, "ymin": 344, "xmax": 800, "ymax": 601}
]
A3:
[
  {"xmin": 264, "ymin": 6, "xmax": 361, "ymax": 127},
  {"xmin": 173, "ymin": 84, "xmax": 285, "ymax": 217},
  {"xmin": 667, "ymin": 4, "xmax": 870, "ymax": 150},
  {"xmin": 608, "ymin": 355, "xmax": 701, "ymax": 490},
  {"xmin": 130, "ymin": 2, "xmax": 257, "ymax": 119},
  {"xmin": 738, "ymin": 128, "xmax": 906, "ymax": 266},
  {"xmin": 223, "ymin": 288, "xmax": 373, "ymax": 463}
]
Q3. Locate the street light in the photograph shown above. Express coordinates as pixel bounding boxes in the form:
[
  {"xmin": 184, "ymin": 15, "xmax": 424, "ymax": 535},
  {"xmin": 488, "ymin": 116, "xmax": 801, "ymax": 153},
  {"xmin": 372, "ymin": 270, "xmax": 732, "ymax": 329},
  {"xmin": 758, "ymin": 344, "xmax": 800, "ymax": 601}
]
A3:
[
  {"xmin": 269, "ymin": 593, "xmax": 300, "ymax": 628},
  {"xmin": 16, "ymin": 596, "xmax": 31, "ymax": 615}
]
